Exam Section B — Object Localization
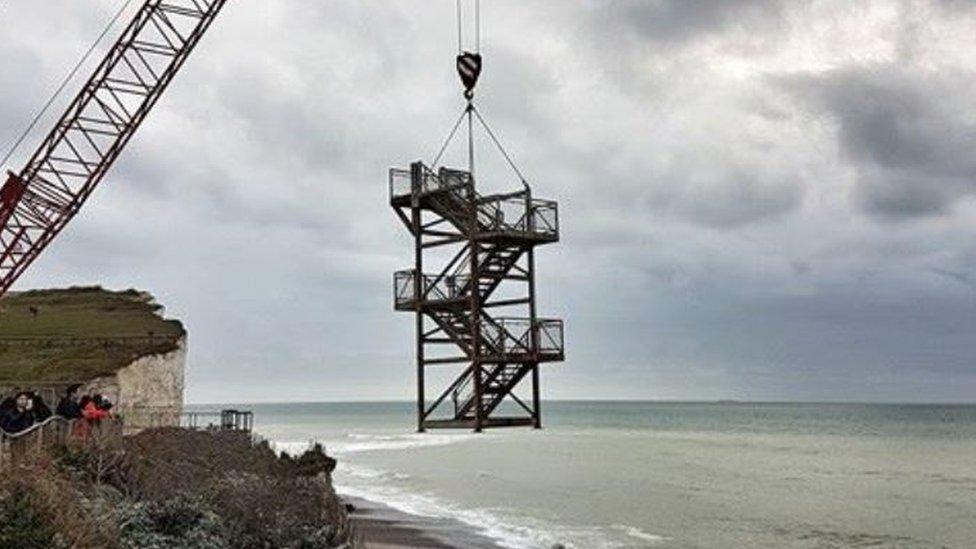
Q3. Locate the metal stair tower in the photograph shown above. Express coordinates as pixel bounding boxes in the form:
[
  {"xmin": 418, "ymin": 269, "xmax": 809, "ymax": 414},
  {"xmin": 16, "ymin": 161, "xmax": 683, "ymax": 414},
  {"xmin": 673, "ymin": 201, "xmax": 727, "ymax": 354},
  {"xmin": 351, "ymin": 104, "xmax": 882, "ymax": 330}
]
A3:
[{"xmin": 390, "ymin": 162, "xmax": 564, "ymax": 431}]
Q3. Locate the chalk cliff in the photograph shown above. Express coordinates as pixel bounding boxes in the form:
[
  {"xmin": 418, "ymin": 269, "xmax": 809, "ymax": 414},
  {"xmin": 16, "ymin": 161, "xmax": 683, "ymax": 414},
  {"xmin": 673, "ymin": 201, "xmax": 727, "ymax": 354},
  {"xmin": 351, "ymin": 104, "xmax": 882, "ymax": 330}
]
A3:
[
  {"xmin": 83, "ymin": 336, "xmax": 187, "ymax": 430},
  {"xmin": 0, "ymin": 286, "xmax": 187, "ymax": 429}
]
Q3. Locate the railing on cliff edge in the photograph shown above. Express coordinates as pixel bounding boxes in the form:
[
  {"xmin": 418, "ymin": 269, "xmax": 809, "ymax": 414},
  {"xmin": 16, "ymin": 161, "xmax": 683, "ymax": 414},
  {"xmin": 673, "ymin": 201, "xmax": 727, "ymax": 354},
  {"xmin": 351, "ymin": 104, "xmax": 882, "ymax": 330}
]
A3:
[
  {"xmin": 121, "ymin": 406, "xmax": 253, "ymax": 433},
  {"xmin": 1, "ymin": 409, "xmax": 254, "ymax": 466},
  {"xmin": 0, "ymin": 416, "xmax": 123, "ymax": 468}
]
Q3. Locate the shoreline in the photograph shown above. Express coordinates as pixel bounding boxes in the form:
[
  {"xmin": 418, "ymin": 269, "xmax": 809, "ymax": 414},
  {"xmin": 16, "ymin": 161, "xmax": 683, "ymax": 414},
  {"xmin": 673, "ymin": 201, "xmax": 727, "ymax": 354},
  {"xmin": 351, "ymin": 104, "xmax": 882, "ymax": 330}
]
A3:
[{"xmin": 343, "ymin": 494, "xmax": 504, "ymax": 549}]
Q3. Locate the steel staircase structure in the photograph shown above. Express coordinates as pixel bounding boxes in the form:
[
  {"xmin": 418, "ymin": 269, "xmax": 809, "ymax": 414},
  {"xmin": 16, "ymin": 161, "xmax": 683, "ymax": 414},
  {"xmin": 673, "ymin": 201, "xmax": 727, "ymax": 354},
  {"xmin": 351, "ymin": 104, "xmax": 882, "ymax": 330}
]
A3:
[{"xmin": 391, "ymin": 161, "xmax": 564, "ymax": 431}]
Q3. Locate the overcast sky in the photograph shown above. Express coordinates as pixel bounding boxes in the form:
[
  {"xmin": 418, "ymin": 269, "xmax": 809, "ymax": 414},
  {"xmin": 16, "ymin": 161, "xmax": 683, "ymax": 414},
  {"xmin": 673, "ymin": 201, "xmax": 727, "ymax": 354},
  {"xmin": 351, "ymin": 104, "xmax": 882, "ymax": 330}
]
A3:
[{"xmin": 1, "ymin": 1, "xmax": 974, "ymax": 403}]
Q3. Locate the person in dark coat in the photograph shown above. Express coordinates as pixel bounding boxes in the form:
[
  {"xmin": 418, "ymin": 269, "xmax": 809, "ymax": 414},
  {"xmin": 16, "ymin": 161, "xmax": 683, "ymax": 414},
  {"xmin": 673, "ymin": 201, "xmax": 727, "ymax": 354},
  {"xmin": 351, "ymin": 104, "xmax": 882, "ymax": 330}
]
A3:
[
  {"xmin": 0, "ymin": 390, "xmax": 19, "ymax": 415},
  {"xmin": 56, "ymin": 384, "xmax": 83, "ymax": 419},
  {"xmin": 0, "ymin": 391, "xmax": 36, "ymax": 434},
  {"xmin": 31, "ymin": 392, "xmax": 52, "ymax": 422}
]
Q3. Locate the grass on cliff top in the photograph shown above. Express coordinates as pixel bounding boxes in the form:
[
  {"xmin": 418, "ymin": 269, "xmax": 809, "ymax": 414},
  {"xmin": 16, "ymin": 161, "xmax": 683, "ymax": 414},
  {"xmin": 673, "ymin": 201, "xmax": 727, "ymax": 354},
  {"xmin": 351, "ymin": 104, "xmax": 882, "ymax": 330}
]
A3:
[{"xmin": 0, "ymin": 286, "xmax": 185, "ymax": 383}]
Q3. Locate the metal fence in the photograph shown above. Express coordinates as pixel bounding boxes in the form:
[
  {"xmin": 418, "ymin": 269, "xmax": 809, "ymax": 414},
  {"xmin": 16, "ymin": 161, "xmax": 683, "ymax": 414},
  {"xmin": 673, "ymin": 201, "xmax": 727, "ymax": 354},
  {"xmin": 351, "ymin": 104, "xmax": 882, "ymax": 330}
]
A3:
[
  {"xmin": 182, "ymin": 409, "xmax": 253, "ymax": 432},
  {"xmin": 394, "ymin": 269, "xmax": 471, "ymax": 307},
  {"xmin": 0, "ymin": 416, "xmax": 122, "ymax": 468}
]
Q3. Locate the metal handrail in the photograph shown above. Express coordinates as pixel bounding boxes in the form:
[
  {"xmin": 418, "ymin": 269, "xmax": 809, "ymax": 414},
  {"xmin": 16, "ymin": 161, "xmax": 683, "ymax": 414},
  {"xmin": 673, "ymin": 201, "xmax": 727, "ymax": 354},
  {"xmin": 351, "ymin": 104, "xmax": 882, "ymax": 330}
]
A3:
[
  {"xmin": 0, "ymin": 414, "xmax": 67, "ymax": 440},
  {"xmin": 1, "ymin": 416, "xmax": 123, "ymax": 467},
  {"xmin": 451, "ymin": 317, "xmax": 564, "ymax": 414},
  {"xmin": 394, "ymin": 270, "xmax": 472, "ymax": 305},
  {"xmin": 390, "ymin": 163, "xmax": 558, "ymax": 239}
]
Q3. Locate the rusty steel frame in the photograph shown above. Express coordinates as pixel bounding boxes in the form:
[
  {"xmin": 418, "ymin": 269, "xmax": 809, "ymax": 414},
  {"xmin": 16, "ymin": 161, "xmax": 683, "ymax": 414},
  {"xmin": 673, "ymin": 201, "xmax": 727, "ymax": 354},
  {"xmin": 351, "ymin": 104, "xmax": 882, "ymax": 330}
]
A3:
[
  {"xmin": 0, "ymin": 0, "xmax": 228, "ymax": 297},
  {"xmin": 391, "ymin": 161, "xmax": 563, "ymax": 432}
]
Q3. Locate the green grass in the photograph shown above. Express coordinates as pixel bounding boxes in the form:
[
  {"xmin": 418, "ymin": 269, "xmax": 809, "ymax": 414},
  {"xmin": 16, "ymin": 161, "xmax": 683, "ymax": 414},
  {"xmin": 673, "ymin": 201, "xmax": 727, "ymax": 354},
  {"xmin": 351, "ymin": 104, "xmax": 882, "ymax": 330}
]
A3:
[{"xmin": 0, "ymin": 287, "xmax": 185, "ymax": 382}]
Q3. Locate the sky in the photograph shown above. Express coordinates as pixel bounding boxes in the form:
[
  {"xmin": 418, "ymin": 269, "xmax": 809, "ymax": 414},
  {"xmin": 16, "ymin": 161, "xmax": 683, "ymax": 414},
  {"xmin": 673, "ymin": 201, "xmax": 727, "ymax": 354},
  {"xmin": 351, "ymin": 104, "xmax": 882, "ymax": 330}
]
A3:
[{"xmin": 1, "ymin": 0, "xmax": 974, "ymax": 403}]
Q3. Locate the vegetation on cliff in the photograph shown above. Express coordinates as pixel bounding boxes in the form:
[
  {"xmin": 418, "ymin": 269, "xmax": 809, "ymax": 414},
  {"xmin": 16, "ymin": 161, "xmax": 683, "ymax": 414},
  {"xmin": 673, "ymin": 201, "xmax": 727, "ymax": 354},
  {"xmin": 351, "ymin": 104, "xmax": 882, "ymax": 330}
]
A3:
[
  {"xmin": 0, "ymin": 286, "xmax": 185, "ymax": 381},
  {"xmin": 0, "ymin": 428, "xmax": 353, "ymax": 548}
]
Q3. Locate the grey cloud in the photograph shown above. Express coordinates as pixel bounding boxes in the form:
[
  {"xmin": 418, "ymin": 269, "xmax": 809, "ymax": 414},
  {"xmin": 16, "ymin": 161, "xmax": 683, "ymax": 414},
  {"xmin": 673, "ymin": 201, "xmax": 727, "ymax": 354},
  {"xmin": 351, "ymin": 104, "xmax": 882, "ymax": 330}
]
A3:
[
  {"xmin": 786, "ymin": 66, "xmax": 976, "ymax": 219},
  {"xmin": 652, "ymin": 166, "xmax": 801, "ymax": 228},
  {"xmin": 2, "ymin": 0, "xmax": 975, "ymax": 403},
  {"xmin": 593, "ymin": 0, "xmax": 784, "ymax": 47},
  {"xmin": 930, "ymin": 267, "xmax": 976, "ymax": 292}
]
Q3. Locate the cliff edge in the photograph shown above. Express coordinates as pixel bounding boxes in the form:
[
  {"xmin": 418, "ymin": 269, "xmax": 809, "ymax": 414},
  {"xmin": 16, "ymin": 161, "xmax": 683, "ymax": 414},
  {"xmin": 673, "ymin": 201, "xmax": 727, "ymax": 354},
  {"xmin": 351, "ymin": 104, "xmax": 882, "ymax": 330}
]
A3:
[{"xmin": 0, "ymin": 286, "xmax": 187, "ymax": 428}]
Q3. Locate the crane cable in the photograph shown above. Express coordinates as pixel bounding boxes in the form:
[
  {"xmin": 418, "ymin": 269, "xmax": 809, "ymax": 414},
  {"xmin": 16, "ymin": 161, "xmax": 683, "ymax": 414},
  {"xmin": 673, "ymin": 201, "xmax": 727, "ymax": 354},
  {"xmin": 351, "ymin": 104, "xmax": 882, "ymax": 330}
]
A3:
[
  {"xmin": 433, "ymin": 0, "xmax": 528, "ymax": 186},
  {"xmin": 456, "ymin": 0, "xmax": 480, "ymax": 54},
  {"xmin": 0, "ymin": 0, "xmax": 135, "ymax": 171}
]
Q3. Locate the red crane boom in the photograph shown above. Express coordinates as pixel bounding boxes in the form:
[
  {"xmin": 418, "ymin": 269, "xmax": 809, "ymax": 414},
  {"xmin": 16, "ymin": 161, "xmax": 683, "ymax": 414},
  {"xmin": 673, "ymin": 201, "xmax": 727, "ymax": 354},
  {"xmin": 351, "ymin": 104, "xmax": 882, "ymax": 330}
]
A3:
[{"xmin": 0, "ymin": 0, "xmax": 227, "ymax": 297}]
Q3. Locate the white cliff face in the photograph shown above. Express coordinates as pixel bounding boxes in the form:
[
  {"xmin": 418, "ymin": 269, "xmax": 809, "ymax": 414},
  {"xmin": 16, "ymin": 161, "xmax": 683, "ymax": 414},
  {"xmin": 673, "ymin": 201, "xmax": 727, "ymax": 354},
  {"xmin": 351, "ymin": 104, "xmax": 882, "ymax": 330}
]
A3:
[{"xmin": 83, "ymin": 336, "xmax": 187, "ymax": 430}]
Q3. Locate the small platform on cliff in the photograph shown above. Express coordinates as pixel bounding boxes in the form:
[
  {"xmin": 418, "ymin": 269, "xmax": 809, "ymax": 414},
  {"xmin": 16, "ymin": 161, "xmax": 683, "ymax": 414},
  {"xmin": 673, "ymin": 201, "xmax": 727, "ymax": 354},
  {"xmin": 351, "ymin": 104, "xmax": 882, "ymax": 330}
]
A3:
[{"xmin": 0, "ymin": 286, "xmax": 185, "ymax": 382}]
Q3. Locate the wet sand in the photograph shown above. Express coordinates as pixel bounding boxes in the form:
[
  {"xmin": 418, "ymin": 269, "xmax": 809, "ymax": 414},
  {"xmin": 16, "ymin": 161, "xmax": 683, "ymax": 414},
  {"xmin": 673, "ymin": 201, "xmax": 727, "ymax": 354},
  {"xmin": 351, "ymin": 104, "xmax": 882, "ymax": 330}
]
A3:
[{"xmin": 344, "ymin": 495, "xmax": 502, "ymax": 549}]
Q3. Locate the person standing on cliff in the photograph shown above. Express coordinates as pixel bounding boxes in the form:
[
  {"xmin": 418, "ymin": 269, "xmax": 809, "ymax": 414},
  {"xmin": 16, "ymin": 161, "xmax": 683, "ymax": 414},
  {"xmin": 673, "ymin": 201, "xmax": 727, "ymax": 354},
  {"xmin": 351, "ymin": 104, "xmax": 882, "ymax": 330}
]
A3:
[
  {"xmin": 30, "ymin": 392, "xmax": 52, "ymax": 422},
  {"xmin": 1, "ymin": 391, "xmax": 36, "ymax": 434},
  {"xmin": 56, "ymin": 384, "xmax": 83, "ymax": 419},
  {"xmin": 83, "ymin": 394, "xmax": 111, "ymax": 422}
]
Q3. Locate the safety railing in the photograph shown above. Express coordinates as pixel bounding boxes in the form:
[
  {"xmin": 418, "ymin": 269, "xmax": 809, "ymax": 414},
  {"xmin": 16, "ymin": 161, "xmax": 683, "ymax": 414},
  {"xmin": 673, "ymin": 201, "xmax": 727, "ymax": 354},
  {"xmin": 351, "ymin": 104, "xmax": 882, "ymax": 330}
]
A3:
[
  {"xmin": 389, "ymin": 168, "xmax": 412, "ymax": 199},
  {"xmin": 389, "ymin": 166, "xmax": 474, "ymax": 202},
  {"xmin": 480, "ymin": 317, "xmax": 532, "ymax": 357},
  {"xmin": 450, "ymin": 318, "xmax": 563, "ymax": 416},
  {"xmin": 478, "ymin": 317, "xmax": 564, "ymax": 359},
  {"xmin": 119, "ymin": 407, "xmax": 253, "ymax": 433},
  {"xmin": 181, "ymin": 409, "xmax": 253, "ymax": 432},
  {"xmin": 391, "ymin": 164, "xmax": 558, "ymax": 241},
  {"xmin": 537, "ymin": 319, "xmax": 564, "ymax": 357},
  {"xmin": 0, "ymin": 416, "xmax": 122, "ymax": 468},
  {"xmin": 476, "ymin": 194, "xmax": 559, "ymax": 239},
  {"xmin": 394, "ymin": 270, "xmax": 471, "ymax": 307},
  {"xmin": 529, "ymin": 199, "xmax": 559, "ymax": 237},
  {"xmin": 394, "ymin": 270, "xmax": 414, "ymax": 305}
]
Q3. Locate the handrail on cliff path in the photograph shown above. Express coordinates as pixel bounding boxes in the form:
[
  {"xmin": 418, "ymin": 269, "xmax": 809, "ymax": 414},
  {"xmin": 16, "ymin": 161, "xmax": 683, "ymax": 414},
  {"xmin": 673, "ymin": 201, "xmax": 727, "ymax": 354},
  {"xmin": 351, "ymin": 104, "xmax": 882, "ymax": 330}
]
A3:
[{"xmin": 0, "ymin": 416, "xmax": 123, "ymax": 468}]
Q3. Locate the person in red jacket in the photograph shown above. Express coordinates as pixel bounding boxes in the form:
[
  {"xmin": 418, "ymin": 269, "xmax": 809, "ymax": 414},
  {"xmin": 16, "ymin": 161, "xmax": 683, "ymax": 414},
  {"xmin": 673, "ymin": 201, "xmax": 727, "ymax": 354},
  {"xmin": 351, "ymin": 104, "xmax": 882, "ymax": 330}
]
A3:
[{"xmin": 82, "ymin": 394, "xmax": 111, "ymax": 422}]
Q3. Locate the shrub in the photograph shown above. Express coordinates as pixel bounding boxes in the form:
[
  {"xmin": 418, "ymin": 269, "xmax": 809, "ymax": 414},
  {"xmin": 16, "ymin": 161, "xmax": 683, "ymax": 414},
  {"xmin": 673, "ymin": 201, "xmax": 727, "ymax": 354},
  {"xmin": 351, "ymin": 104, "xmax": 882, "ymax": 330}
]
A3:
[
  {"xmin": 116, "ymin": 494, "xmax": 228, "ymax": 549},
  {"xmin": 0, "ymin": 460, "xmax": 118, "ymax": 548},
  {"xmin": 1, "ymin": 429, "xmax": 353, "ymax": 548},
  {"xmin": 0, "ymin": 484, "xmax": 59, "ymax": 548}
]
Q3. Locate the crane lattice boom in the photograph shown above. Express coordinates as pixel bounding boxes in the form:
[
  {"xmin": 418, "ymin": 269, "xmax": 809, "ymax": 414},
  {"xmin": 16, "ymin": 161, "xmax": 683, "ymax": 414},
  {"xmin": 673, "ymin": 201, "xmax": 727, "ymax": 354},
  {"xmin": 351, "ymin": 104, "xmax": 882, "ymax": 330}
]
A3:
[{"xmin": 0, "ymin": 0, "xmax": 227, "ymax": 296}]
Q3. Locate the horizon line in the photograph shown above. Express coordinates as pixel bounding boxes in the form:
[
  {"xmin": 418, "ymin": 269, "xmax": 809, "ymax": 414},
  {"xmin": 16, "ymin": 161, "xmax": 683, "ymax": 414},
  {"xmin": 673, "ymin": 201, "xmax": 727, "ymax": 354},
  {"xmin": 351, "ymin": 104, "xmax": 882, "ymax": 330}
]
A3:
[{"xmin": 184, "ymin": 398, "xmax": 976, "ymax": 406}]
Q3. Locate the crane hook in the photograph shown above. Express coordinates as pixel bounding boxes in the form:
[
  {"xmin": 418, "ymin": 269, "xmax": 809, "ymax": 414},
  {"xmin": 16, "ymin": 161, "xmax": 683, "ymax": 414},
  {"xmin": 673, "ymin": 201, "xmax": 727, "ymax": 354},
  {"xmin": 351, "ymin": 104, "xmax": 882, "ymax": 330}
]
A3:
[{"xmin": 456, "ymin": 51, "xmax": 482, "ymax": 100}]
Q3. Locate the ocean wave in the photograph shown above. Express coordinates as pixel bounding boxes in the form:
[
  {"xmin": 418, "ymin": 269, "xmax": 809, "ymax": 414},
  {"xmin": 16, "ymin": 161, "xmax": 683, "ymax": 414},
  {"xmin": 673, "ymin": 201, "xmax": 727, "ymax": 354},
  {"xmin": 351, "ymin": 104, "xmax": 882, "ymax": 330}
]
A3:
[
  {"xmin": 611, "ymin": 524, "xmax": 666, "ymax": 543},
  {"xmin": 343, "ymin": 466, "xmax": 411, "ymax": 482},
  {"xmin": 335, "ymin": 432, "xmax": 482, "ymax": 454},
  {"xmin": 273, "ymin": 436, "xmax": 665, "ymax": 548},
  {"xmin": 337, "ymin": 463, "xmax": 663, "ymax": 549},
  {"xmin": 272, "ymin": 431, "xmax": 480, "ymax": 457},
  {"xmin": 270, "ymin": 440, "xmax": 317, "ymax": 456}
]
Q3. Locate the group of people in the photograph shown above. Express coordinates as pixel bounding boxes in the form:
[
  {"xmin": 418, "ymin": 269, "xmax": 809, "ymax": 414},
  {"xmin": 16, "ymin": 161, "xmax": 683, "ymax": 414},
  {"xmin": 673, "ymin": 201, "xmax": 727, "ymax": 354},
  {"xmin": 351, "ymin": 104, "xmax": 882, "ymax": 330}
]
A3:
[{"xmin": 0, "ymin": 384, "xmax": 114, "ymax": 436}]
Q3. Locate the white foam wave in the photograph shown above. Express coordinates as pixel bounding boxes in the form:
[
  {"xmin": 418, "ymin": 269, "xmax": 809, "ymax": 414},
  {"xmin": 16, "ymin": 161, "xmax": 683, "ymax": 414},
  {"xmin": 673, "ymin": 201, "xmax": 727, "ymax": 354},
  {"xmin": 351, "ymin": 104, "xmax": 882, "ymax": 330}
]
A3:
[
  {"xmin": 343, "ymin": 466, "xmax": 411, "ymax": 482},
  {"xmin": 271, "ymin": 440, "xmax": 316, "ymax": 456},
  {"xmin": 337, "ymin": 463, "xmax": 661, "ymax": 549},
  {"xmin": 273, "ymin": 435, "xmax": 665, "ymax": 549},
  {"xmin": 272, "ymin": 431, "xmax": 479, "ymax": 457},
  {"xmin": 334, "ymin": 432, "xmax": 482, "ymax": 454},
  {"xmin": 611, "ymin": 523, "xmax": 667, "ymax": 543}
]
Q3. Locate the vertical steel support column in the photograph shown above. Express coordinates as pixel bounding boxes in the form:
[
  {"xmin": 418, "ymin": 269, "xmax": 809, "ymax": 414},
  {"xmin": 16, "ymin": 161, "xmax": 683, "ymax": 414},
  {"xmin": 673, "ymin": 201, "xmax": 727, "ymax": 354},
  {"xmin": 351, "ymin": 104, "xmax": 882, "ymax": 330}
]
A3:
[
  {"xmin": 466, "ymin": 105, "xmax": 484, "ymax": 433},
  {"xmin": 411, "ymin": 162, "xmax": 426, "ymax": 432},
  {"xmin": 528, "ymin": 245, "xmax": 542, "ymax": 428},
  {"xmin": 532, "ymin": 364, "xmax": 541, "ymax": 429},
  {"xmin": 471, "ymin": 240, "xmax": 483, "ymax": 432}
]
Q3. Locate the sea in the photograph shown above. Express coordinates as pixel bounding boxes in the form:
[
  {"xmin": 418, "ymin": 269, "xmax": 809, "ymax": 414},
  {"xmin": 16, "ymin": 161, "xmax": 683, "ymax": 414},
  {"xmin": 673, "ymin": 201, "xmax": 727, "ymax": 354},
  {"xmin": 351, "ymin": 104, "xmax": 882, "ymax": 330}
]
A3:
[{"xmin": 188, "ymin": 401, "xmax": 976, "ymax": 548}]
